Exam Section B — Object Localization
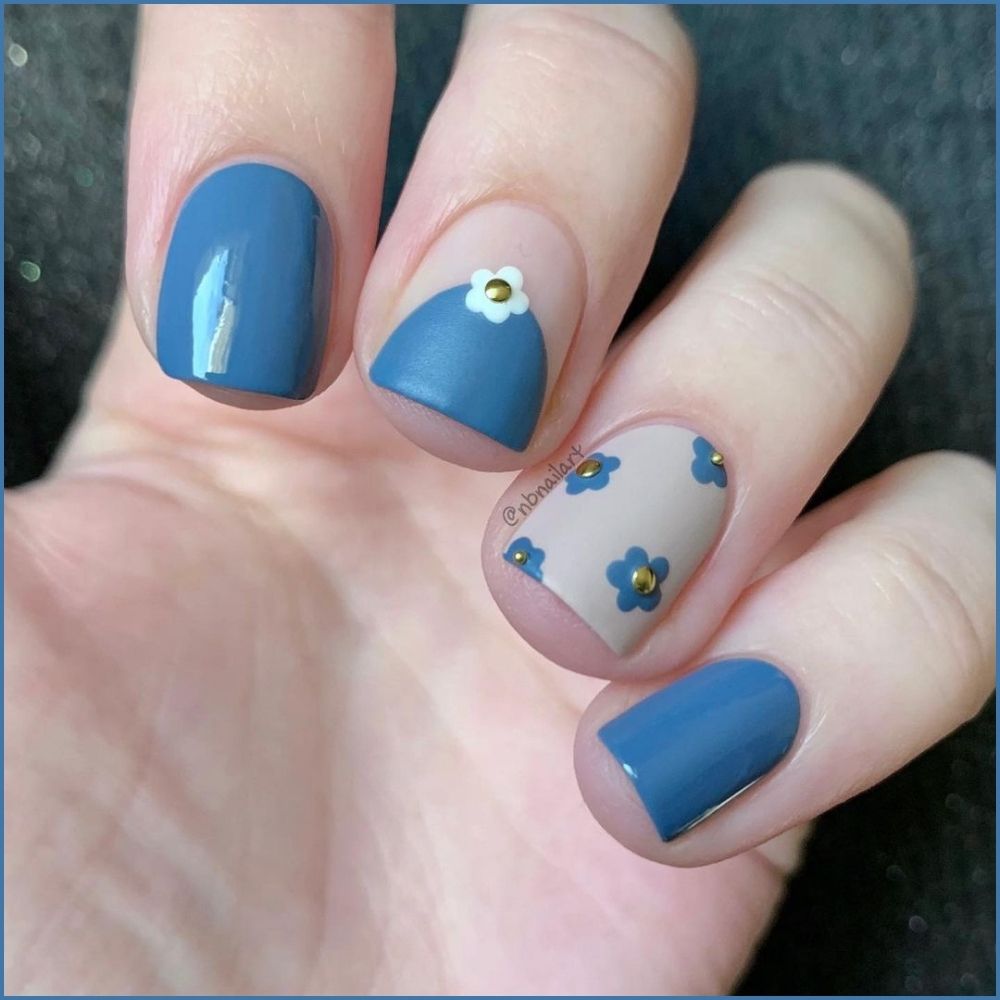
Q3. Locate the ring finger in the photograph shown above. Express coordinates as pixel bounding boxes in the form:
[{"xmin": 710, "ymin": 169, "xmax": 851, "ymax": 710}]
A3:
[{"xmin": 484, "ymin": 163, "xmax": 915, "ymax": 677}]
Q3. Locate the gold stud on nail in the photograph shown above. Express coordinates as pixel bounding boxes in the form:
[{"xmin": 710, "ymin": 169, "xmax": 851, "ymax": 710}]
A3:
[
  {"xmin": 710, "ymin": 450, "xmax": 725, "ymax": 467},
  {"xmin": 576, "ymin": 457, "xmax": 603, "ymax": 478},
  {"xmin": 631, "ymin": 565, "xmax": 658, "ymax": 595},
  {"xmin": 512, "ymin": 550, "xmax": 529, "ymax": 565},
  {"xmin": 484, "ymin": 277, "xmax": 513, "ymax": 302}
]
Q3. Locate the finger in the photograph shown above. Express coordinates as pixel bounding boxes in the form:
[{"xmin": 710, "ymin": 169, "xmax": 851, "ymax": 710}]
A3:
[
  {"xmin": 484, "ymin": 163, "xmax": 915, "ymax": 676},
  {"xmin": 356, "ymin": 4, "xmax": 696, "ymax": 468},
  {"xmin": 574, "ymin": 451, "xmax": 995, "ymax": 865},
  {"xmin": 126, "ymin": 4, "xmax": 394, "ymax": 403}
]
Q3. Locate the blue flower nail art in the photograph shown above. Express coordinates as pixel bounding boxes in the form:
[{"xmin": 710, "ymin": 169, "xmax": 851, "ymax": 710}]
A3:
[
  {"xmin": 566, "ymin": 452, "xmax": 622, "ymax": 494},
  {"xmin": 504, "ymin": 536, "xmax": 545, "ymax": 581},
  {"xmin": 691, "ymin": 436, "xmax": 728, "ymax": 488},
  {"xmin": 606, "ymin": 546, "xmax": 670, "ymax": 613}
]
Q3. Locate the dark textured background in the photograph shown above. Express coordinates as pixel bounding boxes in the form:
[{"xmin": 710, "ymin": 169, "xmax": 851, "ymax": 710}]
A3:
[{"xmin": 4, "ymin": 4, "xmax": 995, "ymax": 995}]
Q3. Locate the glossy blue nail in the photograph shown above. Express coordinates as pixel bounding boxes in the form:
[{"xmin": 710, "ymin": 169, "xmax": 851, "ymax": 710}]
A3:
[
  {"xmin": 369, "ymin": 266, "xmax": 547, "ymax": 452},
  {"xmin": 598, "ymin": 658, "xmax": 800, "ymax": 841},
  {"xmin": 157, "ymin": 162, "xmax": 332, "ymax": 399}
]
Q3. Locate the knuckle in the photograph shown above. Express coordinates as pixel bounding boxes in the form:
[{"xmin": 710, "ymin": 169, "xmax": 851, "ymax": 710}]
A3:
[
  {"xmin": 749, "ymin": 162, "xmax": 914, "ymax": 277},
  {"xmin": 864, "ymin": 525, "xmax": 995, "ymax": 719},
  {"xmin": 921, "ymin": 450, "xmax": 996, "ymax": 500},
  {"xmin": 716, "ymin": 261, "xmax": 874, "ymax": 397},
  {"xmin": 692, "ymin": 163, "xmax": 917, "ymax": 413},
  {"xmin": 888, "ymin": 451, "xmax": 996, "ymax": 528},
  {"xmin": 473, "ymin": 5, "xmax": 696, "ymax": 115}
]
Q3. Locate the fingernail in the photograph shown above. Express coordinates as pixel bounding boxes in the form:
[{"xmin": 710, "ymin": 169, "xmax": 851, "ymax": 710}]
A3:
[
  {"xmin": 598, "ymin": 658, "xmax": 800, "ymax": 841},
  {"xmin": 369, "ymin": 203, "xmax": 583, "ymax": 452},
  {"xmin": 502, "ymin": 424, "xmax": 729, "ymax": 654},
  {"xmin": 157, "ymin": 162, "xmax": 333, "ymax": 399}
]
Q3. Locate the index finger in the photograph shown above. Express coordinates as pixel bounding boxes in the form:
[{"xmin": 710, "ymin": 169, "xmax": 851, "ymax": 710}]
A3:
[{"xmin": 126, "ymin": 5, "xmax": 395, "ymax": 403}]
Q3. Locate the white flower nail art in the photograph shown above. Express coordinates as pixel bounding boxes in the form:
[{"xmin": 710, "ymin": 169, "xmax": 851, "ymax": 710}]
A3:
[{"xmin": 464, "ymin": 266, "xmax": 530, "ymax": 324}]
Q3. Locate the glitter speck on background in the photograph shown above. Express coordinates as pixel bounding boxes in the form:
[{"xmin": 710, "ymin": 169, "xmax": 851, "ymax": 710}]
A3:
[
  {"xmin": 18, "ymin": 260, "xmax": 41, "ymax": 283},
  {"xmin": 7, "ymin": 41, "xmax": 27, "ymax": 67}
]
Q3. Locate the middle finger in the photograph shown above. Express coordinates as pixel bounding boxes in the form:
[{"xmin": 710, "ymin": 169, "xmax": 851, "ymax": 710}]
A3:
[{"xmin": 356, "ymin": 4, "xmax": 696, "ymax": 468}]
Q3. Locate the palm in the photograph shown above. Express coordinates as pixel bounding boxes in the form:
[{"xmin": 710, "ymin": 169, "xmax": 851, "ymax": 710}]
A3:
[{"xmin": 7, "ymin": 333, "xmax": 790, "ymax": 994}]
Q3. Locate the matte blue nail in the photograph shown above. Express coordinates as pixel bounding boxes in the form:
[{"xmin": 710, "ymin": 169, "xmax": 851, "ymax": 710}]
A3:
[
  {"xmin": 369, "ymin": 266, "xmax": 547, "ymax": 452},
  {"xmin": 157, "ymin": 162, "xmax": 332, "ymax": 399},
  {"xmin": 598, "ymin": 658, "xmax": 800, "ymax": 841}
]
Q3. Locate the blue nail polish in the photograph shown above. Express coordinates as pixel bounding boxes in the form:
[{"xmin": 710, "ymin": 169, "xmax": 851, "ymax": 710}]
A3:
[
  {"xmin": 157, "ymin": 163, "xmax": 332, "ymax": 399},
  {"xmin": 598, "ymin": 658, "xmax": 800, "ymax": 841},
  {"xmin": 369, "ymin": 268, "xmax": 547, "ymax": 452}
]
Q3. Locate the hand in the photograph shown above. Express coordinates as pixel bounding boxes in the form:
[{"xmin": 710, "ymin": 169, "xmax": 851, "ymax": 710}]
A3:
[{"xmin": 7, "ymin": 6, "xmax": 994, "ymax": 994}]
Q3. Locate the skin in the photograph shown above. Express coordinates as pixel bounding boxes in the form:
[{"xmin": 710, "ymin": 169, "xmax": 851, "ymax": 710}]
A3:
[
  {"xmin": 7, "ymin": 314, "xmax": 796, "ymax": 994},
  {"xmin": 6, "ymin": 4, "xmax": 995, "ymax": 994}
]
